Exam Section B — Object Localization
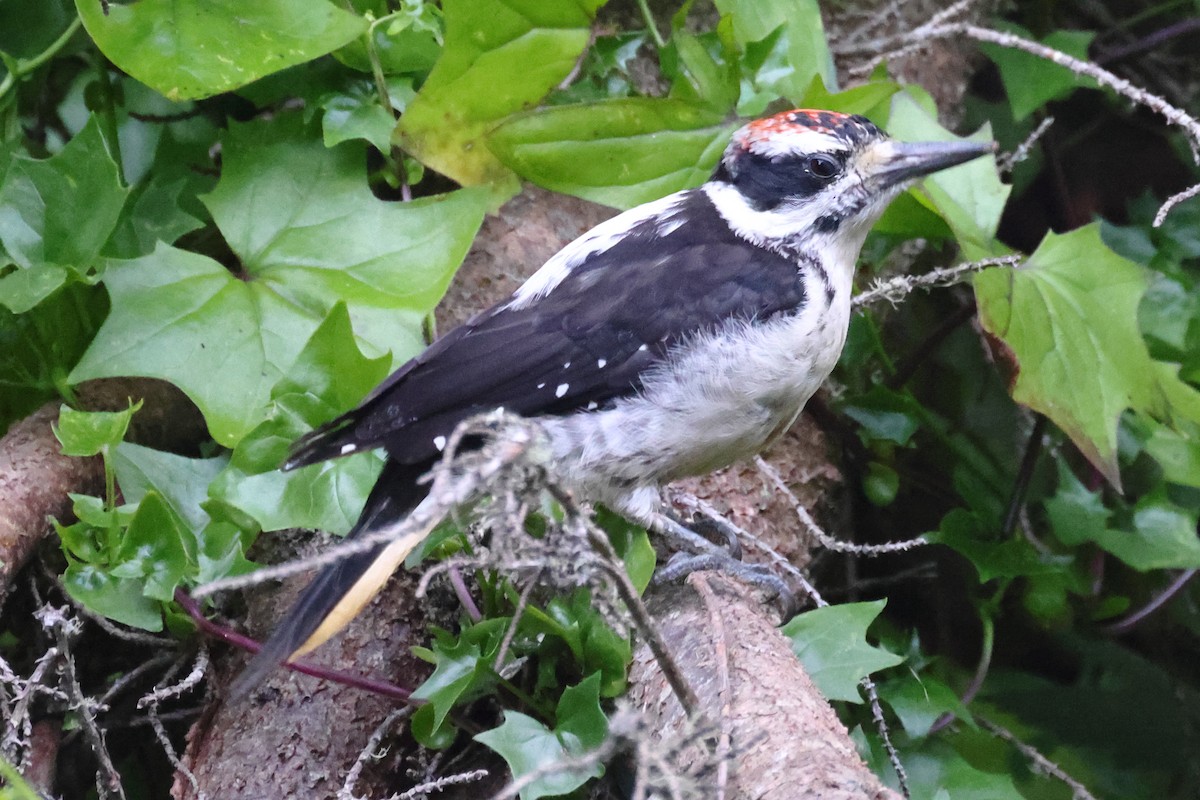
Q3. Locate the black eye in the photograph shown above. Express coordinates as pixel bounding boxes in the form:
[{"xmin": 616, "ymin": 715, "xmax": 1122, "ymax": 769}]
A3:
[{"xmin": 808, "ymin": 155, "xmax": 841, "ymax": 180}]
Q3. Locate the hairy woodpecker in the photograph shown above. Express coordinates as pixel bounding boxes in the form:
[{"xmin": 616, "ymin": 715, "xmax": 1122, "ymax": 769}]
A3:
[{"xmin": 232, "ymin": 109, "xmax": 992, "ymax": 695}]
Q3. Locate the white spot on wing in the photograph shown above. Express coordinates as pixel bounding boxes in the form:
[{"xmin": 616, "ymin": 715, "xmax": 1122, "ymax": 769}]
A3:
[
  {"xmin": 563, "ymin": 361, "xmax": 571, "ymax": 369},
  {"xmin": 638, "ymin": 344, "xmax": 648, "ymax": 352},
  {"xmin": 556, "ymin": 383, "xmax": 569, "ymax": 398},
  {"xmin": 433, "ymin": 435, "xmax": 447, "ymax": 451},
  {"xmin": 597, "ymin": 358, "xmax": 607, "ymax": 368},
  {"xmin": 340, "ymin": 444, "xmax": 356, "ymax": 454},
  {"xmin": 586, "ymin": 401, "xmax": 598, "ymax": 411},
  {"xmin": 537, "ymin": 382, "xmax": 545, "ymax": 389}
]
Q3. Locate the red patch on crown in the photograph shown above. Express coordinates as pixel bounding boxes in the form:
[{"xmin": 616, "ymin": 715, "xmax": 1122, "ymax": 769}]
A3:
[{"xmin": 735, "ymin": 109, "xmax": 881, "ymax": 151}]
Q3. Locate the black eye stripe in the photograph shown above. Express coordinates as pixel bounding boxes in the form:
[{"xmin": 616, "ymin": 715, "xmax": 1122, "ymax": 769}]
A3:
[{"xmin": 718, "ymin": 150, "xmax": 847, "ymax": 211}]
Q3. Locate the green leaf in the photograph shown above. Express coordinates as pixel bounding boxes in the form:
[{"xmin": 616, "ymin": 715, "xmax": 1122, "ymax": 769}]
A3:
[
  {"xmin": 0, "ymin": 117, "xmax": 127, "ymax": 310},
  {"xmin": 321, "ymin": 91, "xmax": 401, "ymax": 153},
  {"xmin": 595, "ymin": 507, "xmax": 656, "ymax": 594},
  {"xmin": 488, "ymin": 98, "xmax": 736, "ymax": 209},
  {"xmin": 112, "ymin": 443, "xmax": 228, "ymax": 534},
  {"xmin": 1044, "ymin": 462, "xmax": 1110, "ymax": 547},
  {"xmin": 1087, "ymin": 494, "xmax": 1200, "ymax": 571},
  {"xmin": 71, "ymin": 120, "xmax": 487, "ymax": 446},
  {"xmin": 204, "ymin": 118, "xmax": 487, "ymax": 361},
  {"xmin": 76, "ymin": 0, "xmax": 367, "ymax": 101},
  {"xmin": 1143, "ymin": 419, "xmax": 1200, "ymax": 488},
  {"xmin": 211, "ymin": 303, "xmax": 390, "ymax": 534},
  {"xmin": 411, "ymin": 620, "xmax": 506, "ymax": 745},
  {"xmin": 0, "ymin": 751, "xmax": 44, "ymax": 800},
  {"xmin": 475, "ymin": 673, "xmax": 607, "ymax": 800},
  {"xmin": 843, "ymin": 385, "xmax": 922, "ymax": 446},
  {"xmin": 882, "ymin": 672, "xmax": 972, "ymax": 737},
  {"xmin": 667, "ymin": 31, "xmax": 739, "ymax": 114},
  {"xmin": 975, "ymin": 224, "xmax": 1200, "ymax": 487},
  {"xmin": 886, "ymin": 92, "xmax": 1008, "ymax": 257},
  {"xmin": 0, "ymin": 283, "xmax": 106, "ymax": 428},
  {"xmin": 714, "ymin": 0, "xmax": 835, "ymax": 102},
  {"xmin": 981, "ymin": 26, "xmax": 1095, "ymax": 120},
  {"xmin": 927, "ymin": 509, "xmax": 1070, "ymax": 582},
  {"xmin": 395, "ymin": 0, "xmax": 604, "ymax": 187},
  {"xmin": 53, "ymin": 402, "xmax": 139, "ymax": 457},
  {"xmin": 112, "ymin": 491, "xmax": 191, "ymax": 602},
  {"xmin": 102, "ymin": 173, "xmax": 204, "ymax": 259},
  {"xmin": 69, "ymin": 244, "xmax": 313, "ymax": 447},
  {"xmin": 781, "ymin": 600, "xmax": 903, "ymax": 702},
  {"xmin": 62, "ymin": 562, "xmax": 162, "ymax": 631}
]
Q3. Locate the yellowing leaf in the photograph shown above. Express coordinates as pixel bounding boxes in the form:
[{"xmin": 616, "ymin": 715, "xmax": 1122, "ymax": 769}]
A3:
[
  {"xmin": 975, "ymin": 224, "xmax": 1200, "ymax": 488},
  {"xmin": 395, "ymin": 0, "xmax": 604, "ymax": 187}
]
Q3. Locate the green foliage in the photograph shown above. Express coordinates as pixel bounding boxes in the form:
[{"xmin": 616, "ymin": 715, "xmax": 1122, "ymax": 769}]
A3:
[
  {"xmin": 0, "ymin": 116, "xmax": 126, "ymax": 311},
  {"xmin": 476, "ymin": 673, "xmax": 608, "ymax": 800},
  {"xmin": 395, "ymin": 0, "xmax": 604, "ymax": 189},
  {"xmin": 781, "ymin": 600, "xmax": 904, "ymax": 702},
  {"xmin": 976, "ymin": 224, "xmax": 1200, "ymax": 487},
  {"xmin": 411, "ymin": 588, "xmax": 630, "ymax": 749},
  {"xmin": 4, "ymin": 1, "xmax": 1200, "ymax": 796},
  {"xmin": 76, "ymin": 0, "xmax": 367, "ymax": 101}
]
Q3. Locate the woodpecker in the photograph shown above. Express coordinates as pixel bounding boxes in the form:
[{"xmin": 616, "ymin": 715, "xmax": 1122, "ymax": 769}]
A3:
[{"xmin": 232, "ymin": 109, "xmax": 992, "ymax": 695}]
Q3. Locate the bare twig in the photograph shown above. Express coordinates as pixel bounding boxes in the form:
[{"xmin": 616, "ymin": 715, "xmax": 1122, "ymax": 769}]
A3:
[
  {"xmin": 754, "ymin": 457, "xmax": 928, "ymax": 555},
  {"xmin": 997, "ymin": 116, "xmax": 1055, "ymax": 174},
  {"xmin": 853, "ymin": 256, "xmax": 1022, "ymax": 310},
  {"xmin": 494, "ymin": 569, "xmax": 543, "ymax": 673},
  {"xmin": 192, "ymin": 412, "xmax": 546, "ymax": 598},
  {"xmin": 40, "ymin": 605, "xmax": 126, "ymax": 800},
  {"xmin": 861, "ymin": 676, "xmax": 910, "ymax": 799},
  {"xmin": 393, "ymin": 769, "xmax": 490, "ymax": 799},
  {"xmin": 976, "ymin": 716, "xmax": 1099, "ymax": 800},
  {"xmin": 338, "ymin": 707, "xmax": 413, "ymax": 800}
]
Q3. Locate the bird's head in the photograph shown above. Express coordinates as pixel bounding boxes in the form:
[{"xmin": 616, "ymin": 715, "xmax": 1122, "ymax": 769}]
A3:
[{"xmin": 708, "ymin": 108, "xmax": 993, "ymax": 270}]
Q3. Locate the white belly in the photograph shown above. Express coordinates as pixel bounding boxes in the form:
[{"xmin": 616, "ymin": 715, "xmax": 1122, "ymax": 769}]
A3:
[{"xmin": 542, "ymin": 293, "xmax": 850, "ymax": 519}]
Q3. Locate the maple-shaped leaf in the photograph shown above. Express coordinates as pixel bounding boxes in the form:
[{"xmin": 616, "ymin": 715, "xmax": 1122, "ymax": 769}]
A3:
[{"xmin": 975, "ymin": 224, "xmax": 1200, "ymax": 488}]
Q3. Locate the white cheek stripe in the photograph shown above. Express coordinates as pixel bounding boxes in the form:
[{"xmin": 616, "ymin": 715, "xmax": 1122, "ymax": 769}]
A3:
[{"xmin": 506, "ymin": 191, "xmax": 691, "ymax": 310}]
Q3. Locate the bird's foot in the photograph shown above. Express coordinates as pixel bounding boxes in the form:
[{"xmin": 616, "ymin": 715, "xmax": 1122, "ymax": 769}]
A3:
[{"xmin": 648, "ymin": 511, "xmax": 796, "ymax": 619}]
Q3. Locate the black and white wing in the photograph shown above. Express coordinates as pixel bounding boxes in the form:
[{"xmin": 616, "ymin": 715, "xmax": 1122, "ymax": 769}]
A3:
[{"xmin": 284, "ymin": 190, "xmax": 808, "ymax": 471}]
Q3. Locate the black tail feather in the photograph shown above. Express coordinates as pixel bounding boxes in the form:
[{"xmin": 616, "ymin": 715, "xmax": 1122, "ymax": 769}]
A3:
[{"xmin": 229, "ymin": 459, "xmax": 433, "ymax": 699}]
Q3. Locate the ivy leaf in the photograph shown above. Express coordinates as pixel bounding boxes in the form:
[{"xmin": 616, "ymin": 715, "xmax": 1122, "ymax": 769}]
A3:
[
  {"xmin": 110, "ymin": 491, "xmax": 191, "ymax": 602},
  {"xmin": 975, "ymin": 224, "xmax": 1200, "ymax": 488},
  {"xmin": 61, "ymin": 562, "xmax": 162, "ymax": 631},
  {"xmin": 1049, "ymin": 470, "xmax": 1200, "ymax": 570},
  {"xmin": 927, "ymin": 509, "xmax": 1070, "ymax": 582},
  {"xmin": 488, "ymin": 98, "xmax": 736, "ymax": 209},
  {"xmin": 111, "ymin": 443, "xmax": 228, "ymax": 534},
  {"xmin": 53, "ymin": 403, "xmax": 139, "ymax": 457},
  {"xmin": 211, "ymin": 303, "xmax": 390, "ymax": 534},
  {"xmin": 714, "ymin": 0, "xmax": 835, "ymax": 102},
  {"xmin": 204, "ymin": 118, "xmax": 487, "ymax": 361},
  {"xmin": 76, "ymin": 0, "xmax": 366, "ymax": 101},
  {"xmin": 395, "ymin": 0, "xmax": 604, "ymax": 187},
  {"xmin": 320, "ymin": 91, "xmax": 401, "ymax": 153},
  {"xmin": 881, "ymin": 672, "xmax": 972, "ymax": 737},
  {"xmin": 0, "ymin": 284, "xmax": 106, "ymax": 428},
  {"xmin": 781, "ymin": 600, "xmax": 903, "ymax": 702},
  {"xmin": 102, "ymin": 173, "xmax": 204, "ymax": 259},
  {"xmin": 70, "ymin": 120, "xmax": 487, "ymax": 446},
  {"xmin": 0, "ymin": 117, "xmax": 128, "ymax": 311},
  {"xmin": 475, "ymin": 673, "xmax": 607, "ymax": 800},
  {"xmin": 981, "ymin": 26, "xmax": 1095, "ymax": 120},
  {"xmin": 886, "ymin": 92, "xmax": 1008, "ymax": 258},
  {"xmin": 411, "ymin": 620, "xmax": 507, "ymax": 746}
]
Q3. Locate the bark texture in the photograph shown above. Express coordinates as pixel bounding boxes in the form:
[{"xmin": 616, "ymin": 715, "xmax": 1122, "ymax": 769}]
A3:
[
  {"xmin": 175, "ymin": 546, "xmax": 430, "ymax": 800},
  {"xmin": 629, "ymin": 575, "xmax": 902, "ymax": 800},
  {"xmin": 0, "ymin": 402, "xmax": 103, "ymax": 599}
]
